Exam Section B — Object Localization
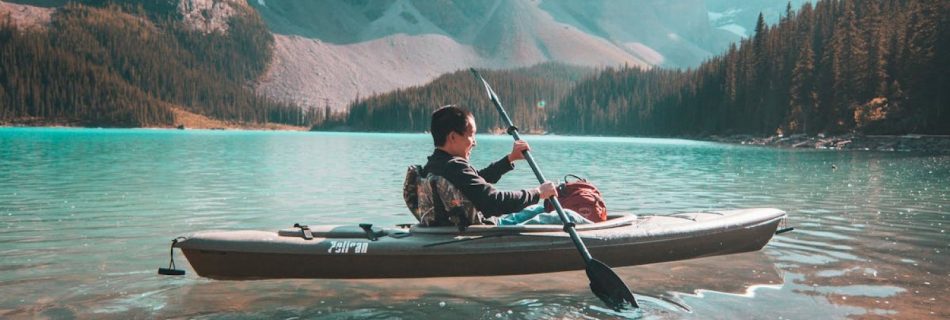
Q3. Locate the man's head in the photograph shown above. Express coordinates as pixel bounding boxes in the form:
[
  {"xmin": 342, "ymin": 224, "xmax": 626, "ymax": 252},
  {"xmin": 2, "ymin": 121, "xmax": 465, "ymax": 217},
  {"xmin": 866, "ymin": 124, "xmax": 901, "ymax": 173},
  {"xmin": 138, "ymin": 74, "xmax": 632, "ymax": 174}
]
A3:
[{"xmin": 431, "ymin": 105, "xmax": 477, "ymax": 159}]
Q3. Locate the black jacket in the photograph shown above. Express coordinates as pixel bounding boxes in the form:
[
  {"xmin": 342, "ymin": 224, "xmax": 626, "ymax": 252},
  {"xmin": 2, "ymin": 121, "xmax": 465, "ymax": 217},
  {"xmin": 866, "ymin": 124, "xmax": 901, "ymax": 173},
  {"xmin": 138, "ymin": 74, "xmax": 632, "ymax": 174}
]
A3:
[{"xmin": 422, "ymin": 149, "xmax": 541, "ymax": 217}]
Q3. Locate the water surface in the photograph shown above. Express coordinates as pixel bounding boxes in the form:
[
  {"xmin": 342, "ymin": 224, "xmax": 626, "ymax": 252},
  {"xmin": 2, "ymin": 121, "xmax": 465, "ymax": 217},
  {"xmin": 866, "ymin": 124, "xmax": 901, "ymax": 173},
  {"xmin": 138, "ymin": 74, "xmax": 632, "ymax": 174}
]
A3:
[{"xmin": 0, "ymin": 128, "xmax": 947, "ymax": 319}]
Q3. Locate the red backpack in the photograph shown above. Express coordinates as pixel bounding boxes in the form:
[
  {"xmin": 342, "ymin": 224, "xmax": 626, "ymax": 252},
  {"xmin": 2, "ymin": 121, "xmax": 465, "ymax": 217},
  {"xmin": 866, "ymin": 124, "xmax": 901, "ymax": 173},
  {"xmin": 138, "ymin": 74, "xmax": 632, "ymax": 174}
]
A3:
[{"xmin": 544, "ymin": 174, "xmax": 607, "ymax": 222}]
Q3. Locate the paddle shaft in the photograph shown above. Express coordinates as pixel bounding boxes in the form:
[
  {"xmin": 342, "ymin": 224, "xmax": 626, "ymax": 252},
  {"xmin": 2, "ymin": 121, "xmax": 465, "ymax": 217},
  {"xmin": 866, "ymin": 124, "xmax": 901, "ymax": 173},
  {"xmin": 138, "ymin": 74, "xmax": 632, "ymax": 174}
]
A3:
[{"xmin": 475, "ymin": 72, "xmax": 594, "ymax": 264}]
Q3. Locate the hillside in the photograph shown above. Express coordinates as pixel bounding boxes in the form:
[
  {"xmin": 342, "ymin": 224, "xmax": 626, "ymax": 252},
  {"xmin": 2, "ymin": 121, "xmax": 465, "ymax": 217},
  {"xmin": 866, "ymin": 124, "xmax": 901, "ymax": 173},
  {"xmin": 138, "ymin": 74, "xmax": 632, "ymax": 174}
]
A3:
[{"xmin": 0, "ymin": 1, "xmax": 314, "ymax": 128}]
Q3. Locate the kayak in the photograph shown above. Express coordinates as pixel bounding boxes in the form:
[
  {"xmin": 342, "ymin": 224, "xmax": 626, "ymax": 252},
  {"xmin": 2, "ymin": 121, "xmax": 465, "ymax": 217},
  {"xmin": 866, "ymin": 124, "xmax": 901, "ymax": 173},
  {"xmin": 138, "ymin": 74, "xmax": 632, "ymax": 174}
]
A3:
[{"xmin": 173, "ymin": 208, "xmax": 786, "ymax": 279}]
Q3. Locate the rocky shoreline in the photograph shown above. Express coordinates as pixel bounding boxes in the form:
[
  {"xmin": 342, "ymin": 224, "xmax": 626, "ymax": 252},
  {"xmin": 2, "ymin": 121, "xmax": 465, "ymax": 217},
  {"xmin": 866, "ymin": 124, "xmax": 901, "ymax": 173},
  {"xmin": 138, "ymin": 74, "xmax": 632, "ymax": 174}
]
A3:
[
  {"xmin": 1, "ymin": 112, "xmax": 308, "ymax": 131},
  {"xmin": 707, "ymin": 134, "xmax": 950, "ymax": 154}
]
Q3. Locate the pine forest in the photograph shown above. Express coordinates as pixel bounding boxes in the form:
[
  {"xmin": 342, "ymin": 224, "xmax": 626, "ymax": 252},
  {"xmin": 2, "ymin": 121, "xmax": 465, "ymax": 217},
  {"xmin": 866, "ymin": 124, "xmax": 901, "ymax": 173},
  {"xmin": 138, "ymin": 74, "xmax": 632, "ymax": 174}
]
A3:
[{"xmin": 0, "ymin": 2, "xmax": 315, "ymax": 127}]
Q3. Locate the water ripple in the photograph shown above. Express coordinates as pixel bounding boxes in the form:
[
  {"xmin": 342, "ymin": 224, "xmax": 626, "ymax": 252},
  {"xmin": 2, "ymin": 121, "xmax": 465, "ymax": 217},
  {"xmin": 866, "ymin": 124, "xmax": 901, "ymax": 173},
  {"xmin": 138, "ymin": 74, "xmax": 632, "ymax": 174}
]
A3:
[{"xmin": 1, "ymin": 128, "xmax": 948, "ymax": 319}]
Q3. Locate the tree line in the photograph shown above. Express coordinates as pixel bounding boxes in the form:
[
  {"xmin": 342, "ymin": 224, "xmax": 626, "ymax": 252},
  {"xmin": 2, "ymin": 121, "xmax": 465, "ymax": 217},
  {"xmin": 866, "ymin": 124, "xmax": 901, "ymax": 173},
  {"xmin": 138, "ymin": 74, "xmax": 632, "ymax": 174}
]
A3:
[
  {"xmin": 314, "ymin": 63, "xmax": 593, "ymax": 133},
  {"xmin": 0, "ymin": 2, "xmax": 318, "ymax": 127}
]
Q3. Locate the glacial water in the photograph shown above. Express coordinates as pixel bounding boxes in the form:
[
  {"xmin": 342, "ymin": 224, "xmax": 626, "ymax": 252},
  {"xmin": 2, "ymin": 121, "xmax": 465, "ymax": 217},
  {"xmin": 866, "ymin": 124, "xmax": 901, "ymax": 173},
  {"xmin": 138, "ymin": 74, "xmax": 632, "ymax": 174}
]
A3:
[{"xmin": 0, "ymin": 127, "xmax": 946, "ymax": 319}]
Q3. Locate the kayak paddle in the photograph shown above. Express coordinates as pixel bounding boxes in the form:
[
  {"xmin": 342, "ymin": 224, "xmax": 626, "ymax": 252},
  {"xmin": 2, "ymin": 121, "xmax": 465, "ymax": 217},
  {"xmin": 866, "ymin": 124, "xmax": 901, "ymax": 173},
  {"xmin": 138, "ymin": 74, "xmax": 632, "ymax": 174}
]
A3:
[{"xmin": 469, "ymin": 68, "xmax": 639, "ymax": 310}]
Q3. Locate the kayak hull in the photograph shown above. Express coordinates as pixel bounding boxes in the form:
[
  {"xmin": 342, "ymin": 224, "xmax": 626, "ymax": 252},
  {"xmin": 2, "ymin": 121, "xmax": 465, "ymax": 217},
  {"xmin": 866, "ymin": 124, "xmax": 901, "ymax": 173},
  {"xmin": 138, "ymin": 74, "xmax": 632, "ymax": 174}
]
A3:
[{"xmin": 175, "ymin": 208, "xmax": 785, "ymax": 279}]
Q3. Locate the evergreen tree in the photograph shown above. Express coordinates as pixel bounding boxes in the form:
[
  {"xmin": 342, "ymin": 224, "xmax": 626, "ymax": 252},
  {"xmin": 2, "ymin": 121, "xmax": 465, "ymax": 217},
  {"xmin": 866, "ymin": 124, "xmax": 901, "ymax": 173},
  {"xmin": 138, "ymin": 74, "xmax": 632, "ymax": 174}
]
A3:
[{"xmin": 789, "ymin": 37, "xmax": 816, "ymax": 134}]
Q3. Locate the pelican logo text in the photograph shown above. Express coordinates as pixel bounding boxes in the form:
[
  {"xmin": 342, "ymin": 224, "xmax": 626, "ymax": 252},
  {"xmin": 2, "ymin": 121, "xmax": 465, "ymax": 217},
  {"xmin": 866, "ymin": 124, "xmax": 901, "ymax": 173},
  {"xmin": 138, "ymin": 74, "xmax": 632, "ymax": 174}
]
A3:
[{"xmin": 327, "ymin": 241, "xmax": 369, "ymax": 254}]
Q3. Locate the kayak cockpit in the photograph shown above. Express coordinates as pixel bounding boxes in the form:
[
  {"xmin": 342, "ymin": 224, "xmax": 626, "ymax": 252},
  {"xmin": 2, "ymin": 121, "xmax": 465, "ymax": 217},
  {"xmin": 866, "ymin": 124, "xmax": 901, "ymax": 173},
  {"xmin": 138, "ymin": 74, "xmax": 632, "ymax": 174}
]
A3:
[
  {"xmin": 408, "ymin": 213, "xmax": 638, "ymax": 235},
  {"xmin": 273, "ymin": 214, "xmax": 639, "ymax": 239},
  {"xmin": 271, "ymin": 209, "xmax": 786, "ymax": 240}
]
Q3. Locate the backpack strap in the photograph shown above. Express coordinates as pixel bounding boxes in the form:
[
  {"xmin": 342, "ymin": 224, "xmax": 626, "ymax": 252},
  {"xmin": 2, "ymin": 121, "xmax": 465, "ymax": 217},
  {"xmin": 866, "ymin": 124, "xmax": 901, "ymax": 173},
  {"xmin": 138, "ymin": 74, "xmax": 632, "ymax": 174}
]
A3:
[
  {"xmin": 430, "ymin": 179, "xmax": 450, "ymax": 226},
  {"xmin": 429, "ymin": 179, "xmax": 469, "ymax": 232},
  {"xmin": 450, "ymin": 207, "xmax": 471, "ymax": 232}
]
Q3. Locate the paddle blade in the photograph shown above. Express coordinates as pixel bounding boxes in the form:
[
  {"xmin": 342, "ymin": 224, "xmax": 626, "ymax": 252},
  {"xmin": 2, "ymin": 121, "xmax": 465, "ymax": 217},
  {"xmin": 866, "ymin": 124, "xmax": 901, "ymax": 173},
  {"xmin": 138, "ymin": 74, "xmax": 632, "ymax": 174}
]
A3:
[{"xmin": 586, "ymin": 259, "xmax": 639, "ymax": 310}]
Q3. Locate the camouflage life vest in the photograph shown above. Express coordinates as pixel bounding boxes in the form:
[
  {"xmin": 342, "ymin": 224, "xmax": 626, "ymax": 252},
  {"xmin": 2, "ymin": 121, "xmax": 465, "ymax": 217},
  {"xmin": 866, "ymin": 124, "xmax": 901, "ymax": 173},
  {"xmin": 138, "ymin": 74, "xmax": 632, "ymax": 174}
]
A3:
[{"xmin": 403, "ymin": 165, "xmax": 485, "ymax": 228}]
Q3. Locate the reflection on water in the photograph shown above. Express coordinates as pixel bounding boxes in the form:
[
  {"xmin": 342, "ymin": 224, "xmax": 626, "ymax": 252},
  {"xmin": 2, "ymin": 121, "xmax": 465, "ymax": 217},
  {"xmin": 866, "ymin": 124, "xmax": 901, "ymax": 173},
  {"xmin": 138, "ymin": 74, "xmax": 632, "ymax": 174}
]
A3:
[{"xmin": 0, "ymin": 128, "xmax": 947, "ymax": 319}]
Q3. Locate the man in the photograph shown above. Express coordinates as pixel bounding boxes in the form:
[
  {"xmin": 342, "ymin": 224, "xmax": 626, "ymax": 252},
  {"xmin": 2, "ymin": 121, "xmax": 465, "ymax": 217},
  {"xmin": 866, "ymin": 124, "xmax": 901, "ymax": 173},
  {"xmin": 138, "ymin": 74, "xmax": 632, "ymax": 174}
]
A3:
[{"xmin": 422, "ymin": 105, "xmax": 586, "ymax": 226}]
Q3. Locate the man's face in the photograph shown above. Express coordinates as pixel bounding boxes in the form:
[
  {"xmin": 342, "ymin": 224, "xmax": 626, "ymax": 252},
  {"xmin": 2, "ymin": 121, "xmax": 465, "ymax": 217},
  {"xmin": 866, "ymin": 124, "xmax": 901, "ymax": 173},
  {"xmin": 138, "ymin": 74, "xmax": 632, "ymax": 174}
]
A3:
[{"xmin": 447, "ymin": 116, "xmax": 477, "ymax": 159}]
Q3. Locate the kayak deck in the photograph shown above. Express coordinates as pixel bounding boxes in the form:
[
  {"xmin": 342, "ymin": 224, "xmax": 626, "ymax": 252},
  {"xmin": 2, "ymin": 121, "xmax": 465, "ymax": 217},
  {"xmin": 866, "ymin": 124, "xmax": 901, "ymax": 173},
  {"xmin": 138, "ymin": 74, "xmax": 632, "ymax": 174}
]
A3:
[{"xmin": 174, "ymin": 208, "xmax": 785, "ymax": 279}]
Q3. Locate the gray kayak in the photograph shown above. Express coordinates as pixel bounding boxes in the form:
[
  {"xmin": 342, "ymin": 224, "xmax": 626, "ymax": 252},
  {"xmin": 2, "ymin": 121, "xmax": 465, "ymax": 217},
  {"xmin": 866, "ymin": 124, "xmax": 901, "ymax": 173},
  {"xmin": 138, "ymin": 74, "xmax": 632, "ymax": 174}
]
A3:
[{"xmin": 173, "ymin": 208, "xmax": 786, "ymax": 279}]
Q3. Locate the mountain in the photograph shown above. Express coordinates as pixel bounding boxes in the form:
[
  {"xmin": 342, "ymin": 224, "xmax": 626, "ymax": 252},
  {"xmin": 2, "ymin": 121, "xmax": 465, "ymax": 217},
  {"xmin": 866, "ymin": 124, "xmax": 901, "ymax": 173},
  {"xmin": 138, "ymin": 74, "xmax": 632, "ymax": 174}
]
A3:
[
  {"xmin": 252, "ymin": 0, "xmax": 733, "ymax": 65},
  {"xmin": 249, "ymin": 0, "xmax": 744, "ymax": 111}
]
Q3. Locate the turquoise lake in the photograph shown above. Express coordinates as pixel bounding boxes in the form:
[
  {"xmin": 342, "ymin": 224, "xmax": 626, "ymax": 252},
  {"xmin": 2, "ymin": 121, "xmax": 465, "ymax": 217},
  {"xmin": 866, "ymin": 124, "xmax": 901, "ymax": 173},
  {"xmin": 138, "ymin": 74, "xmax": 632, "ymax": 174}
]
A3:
[{"xmin": 0, "ymin": 127, "xmax": 947, "ymax": 319}]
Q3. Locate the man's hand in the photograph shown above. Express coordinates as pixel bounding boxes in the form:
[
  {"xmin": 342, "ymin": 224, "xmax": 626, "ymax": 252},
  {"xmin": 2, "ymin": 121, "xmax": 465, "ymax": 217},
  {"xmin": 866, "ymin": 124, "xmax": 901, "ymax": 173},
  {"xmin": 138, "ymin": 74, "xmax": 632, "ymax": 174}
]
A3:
[
  {"xmin": 508, "ymin": 140, "xmax": 530, "ymax": 163},
  {"xmin": 538, "ymin": 181, "xmax": 558, "ymax": 199}
]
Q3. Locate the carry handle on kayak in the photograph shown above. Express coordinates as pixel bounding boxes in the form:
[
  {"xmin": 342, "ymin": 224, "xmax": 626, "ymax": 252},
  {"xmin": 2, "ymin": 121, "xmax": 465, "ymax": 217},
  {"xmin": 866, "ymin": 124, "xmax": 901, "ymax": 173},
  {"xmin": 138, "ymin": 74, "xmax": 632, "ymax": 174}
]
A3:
[
  {"xmin": 158, "ymin": 238, "xmax": 186, "ymax": 276},
  {"xmin": 470, "ymin": 68, "xmax": 638, "ymax": 310}
]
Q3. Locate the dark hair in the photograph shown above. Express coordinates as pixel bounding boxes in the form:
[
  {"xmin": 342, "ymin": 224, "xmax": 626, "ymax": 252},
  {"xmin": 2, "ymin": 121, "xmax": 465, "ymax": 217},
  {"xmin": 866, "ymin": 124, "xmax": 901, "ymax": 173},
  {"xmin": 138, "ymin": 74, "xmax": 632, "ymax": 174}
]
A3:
[{"xmin": 430, "ymin": 105, "xmax": 473, "ymax": 147}]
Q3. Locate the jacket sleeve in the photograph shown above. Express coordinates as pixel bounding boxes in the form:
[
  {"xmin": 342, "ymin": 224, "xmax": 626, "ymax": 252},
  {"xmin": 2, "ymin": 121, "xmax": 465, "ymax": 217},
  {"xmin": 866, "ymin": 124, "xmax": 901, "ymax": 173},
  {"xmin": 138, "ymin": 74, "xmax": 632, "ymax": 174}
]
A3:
[
  {"xmin": 444, "ymin": 158, "xmax": 541, "ymax": 217},
  {"xmin": 477, "ymin": 155, "xmax": 515, "ymax": 184}
]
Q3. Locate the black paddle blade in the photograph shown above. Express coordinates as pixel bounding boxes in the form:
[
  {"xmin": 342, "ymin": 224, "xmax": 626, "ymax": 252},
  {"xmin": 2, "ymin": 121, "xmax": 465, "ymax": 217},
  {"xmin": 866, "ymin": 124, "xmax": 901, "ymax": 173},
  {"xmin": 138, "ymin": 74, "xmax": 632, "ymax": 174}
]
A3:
[{"xmin": 586, "ymin": 259, "xmax": 639, "ymax": 310}]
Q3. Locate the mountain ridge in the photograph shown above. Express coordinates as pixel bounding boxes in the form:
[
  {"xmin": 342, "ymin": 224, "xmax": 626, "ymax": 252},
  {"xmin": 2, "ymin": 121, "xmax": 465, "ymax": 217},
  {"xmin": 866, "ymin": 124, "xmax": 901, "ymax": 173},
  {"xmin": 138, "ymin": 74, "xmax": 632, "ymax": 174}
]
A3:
[{"xmin": 250, "ymin": 0, "xmax": 739, "ymax": 111}]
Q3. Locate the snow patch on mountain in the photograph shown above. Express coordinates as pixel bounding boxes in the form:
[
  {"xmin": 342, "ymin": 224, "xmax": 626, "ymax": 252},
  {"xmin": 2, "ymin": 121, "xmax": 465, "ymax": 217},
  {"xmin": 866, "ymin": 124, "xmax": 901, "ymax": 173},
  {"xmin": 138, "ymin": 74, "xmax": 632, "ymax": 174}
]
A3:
[
  {"xmin": 708, "ymin": 8, "xmax": 747, "ymax": 37},
  {"xmin": 717, "ymin": 24, "xmax": 747, "ymax": 38},
  {"xmin": 708, "ymin": 8, "xmax": 742, "ymax": 23}
]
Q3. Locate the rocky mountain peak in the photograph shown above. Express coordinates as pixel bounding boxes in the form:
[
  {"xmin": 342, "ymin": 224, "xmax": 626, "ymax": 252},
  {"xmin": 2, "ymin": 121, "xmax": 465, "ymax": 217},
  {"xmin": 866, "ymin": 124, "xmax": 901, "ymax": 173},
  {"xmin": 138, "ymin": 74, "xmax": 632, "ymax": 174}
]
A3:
[
  {"xmin": 178, "ymin": 0, "xmax": 249, "ymax": 34},
  {"xmin": 0, "ymin": 1, "xmax": 53, "ymax": 29}
]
